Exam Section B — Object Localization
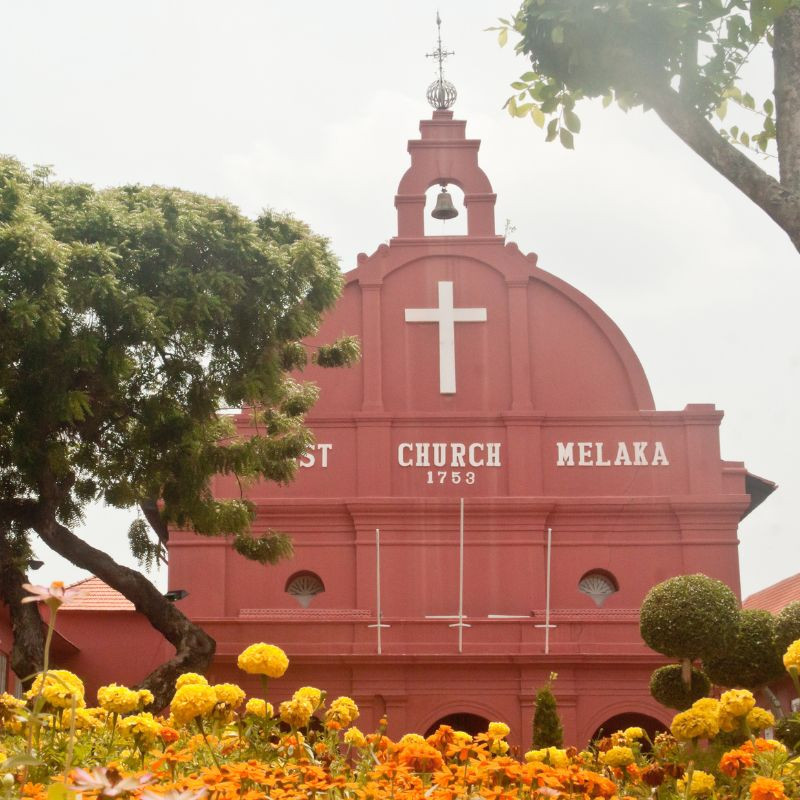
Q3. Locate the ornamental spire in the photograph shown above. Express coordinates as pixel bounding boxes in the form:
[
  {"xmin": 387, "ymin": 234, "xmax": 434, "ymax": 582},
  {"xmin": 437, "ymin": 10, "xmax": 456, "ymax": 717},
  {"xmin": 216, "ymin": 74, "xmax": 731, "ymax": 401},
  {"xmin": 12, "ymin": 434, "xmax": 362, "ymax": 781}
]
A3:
[{"xmin": 425, "ymin": 12, "xmax": 457, "ymax": 110}]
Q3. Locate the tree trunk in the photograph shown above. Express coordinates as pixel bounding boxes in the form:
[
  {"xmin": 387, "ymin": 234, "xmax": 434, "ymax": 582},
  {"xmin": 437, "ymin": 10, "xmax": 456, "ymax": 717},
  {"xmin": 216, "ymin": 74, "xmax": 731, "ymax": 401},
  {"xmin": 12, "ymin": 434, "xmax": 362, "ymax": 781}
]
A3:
[
  {"xmin": 0, "ymin": 545, "xmax": 45, "ymax": 686},
  {"xmin": 32, "ymin": 514, "xmax": 215, "ymax": 710},
  {"xmin": 639, "ymin": 81, "xmax": 800, "ymax": 253},
  {"xmin": 681, "ymin": 657, "xmax": 692, "ymax": 689},
  {"xmin": 774, "ymin": 5, "xmax": 800, "ymax": 193}
]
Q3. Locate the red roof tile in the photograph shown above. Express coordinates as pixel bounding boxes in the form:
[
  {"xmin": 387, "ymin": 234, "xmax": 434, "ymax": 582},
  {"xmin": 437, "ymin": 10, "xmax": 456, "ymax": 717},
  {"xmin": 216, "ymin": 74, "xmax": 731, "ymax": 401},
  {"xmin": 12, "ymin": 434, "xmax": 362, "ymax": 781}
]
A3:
[
  {"xmin": 743, "ymin": 573, "xmax": 800, "ymax": 614},
  {"xmin": 61, "ymin": 576, "xmax": 135, "ymax": 612}
]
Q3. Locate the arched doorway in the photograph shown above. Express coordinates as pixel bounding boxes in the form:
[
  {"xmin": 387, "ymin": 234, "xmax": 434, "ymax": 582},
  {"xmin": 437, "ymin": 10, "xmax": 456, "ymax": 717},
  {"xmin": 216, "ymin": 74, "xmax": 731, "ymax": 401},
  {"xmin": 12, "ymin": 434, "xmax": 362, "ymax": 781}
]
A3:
[
  {"xmin": 425, "ymin": 712, "xmax": 490, "ymax": 738},
  {"xmin": 591, "ymin": 712, "xmax": 666, "ymax": 745}
]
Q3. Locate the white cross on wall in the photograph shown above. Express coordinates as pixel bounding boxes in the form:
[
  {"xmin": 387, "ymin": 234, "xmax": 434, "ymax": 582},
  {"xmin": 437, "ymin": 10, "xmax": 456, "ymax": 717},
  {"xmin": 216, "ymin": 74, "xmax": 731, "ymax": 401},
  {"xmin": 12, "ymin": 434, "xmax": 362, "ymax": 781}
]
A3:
[{"xmin": 405, "ymin": 281, "xmax": 487, "ymax": 394}]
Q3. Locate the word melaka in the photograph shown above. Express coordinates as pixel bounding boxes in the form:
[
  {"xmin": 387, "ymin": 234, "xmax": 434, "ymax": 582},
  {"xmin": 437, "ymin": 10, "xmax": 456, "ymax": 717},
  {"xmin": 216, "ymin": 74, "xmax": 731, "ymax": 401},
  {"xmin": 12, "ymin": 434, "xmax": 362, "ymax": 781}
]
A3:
[{"xmin": 298, "ymin": 441, "xmax": 669, "ymax": 468}]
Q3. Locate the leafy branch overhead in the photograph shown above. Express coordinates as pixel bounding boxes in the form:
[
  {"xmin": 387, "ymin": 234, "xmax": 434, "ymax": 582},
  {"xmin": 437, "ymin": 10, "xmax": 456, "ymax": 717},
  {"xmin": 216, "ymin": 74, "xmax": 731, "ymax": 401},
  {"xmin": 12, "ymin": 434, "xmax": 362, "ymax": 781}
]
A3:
[{"xmin": 492, "ymin": 0, "xmax": 800, "ymax": 253}]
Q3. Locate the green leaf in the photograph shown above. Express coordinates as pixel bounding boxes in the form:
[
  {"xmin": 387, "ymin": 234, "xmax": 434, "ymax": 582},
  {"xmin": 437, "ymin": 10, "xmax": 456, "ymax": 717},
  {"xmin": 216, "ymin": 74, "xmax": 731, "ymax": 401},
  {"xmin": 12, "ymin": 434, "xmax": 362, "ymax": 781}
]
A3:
[
  {"xmin": 545, "ymin": 118, "xmax": 559, "ymax": 142},
  {"xmin": 740, "ymin": 132, "xmax": 750, "ymax": 146},
  {"xmin": 559, "ymin": 128, "xmax": 574, "ymax": 149},
  {"xmin": 520, "ymin": 71, "xmax": 538, "ymax": 82},
  {"xmin": 551, "ymin": 25, "xmax": 564, "ymax": 44},
  {"xmin": 742, "ymin": 93, "xmax": 755, "ymax": 110},
  {"xmin": 763, "ymin": 98, "xmax": 774, "ymax": 116},
  {"xmin": 530, "ymin": 106, "xmax": 546, "ymax": 128},
  {"xmin": 511, "ymin": 81, "xmax": 528, "ymax": 90},
  {"xmin": 602, "ymin": 93, "xmax": 613, "ymax": 108},
  {"xmin": 715, "ymin": 99, "xmax": 728, "ymax": 120},
  {"xmin": 506, "ymin": 96, "xmax": 518, "ymax": 117},
  {"xmin": 563, "ymin": 108, "xmax": 581, "ymax": 133},
  {"xmin": 515, "ymin": 103, "xmax": 534, "ymax": 117},
  {"xmin": 498, "ymin": 27, "xmax": 508, "ymax": 47}
]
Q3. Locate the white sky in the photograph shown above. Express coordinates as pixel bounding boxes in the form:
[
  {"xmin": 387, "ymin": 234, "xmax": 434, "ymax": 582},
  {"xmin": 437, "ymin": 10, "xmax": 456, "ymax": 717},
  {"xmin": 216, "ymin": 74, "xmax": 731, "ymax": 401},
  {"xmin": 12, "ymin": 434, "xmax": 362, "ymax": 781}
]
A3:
[{"xmin": 2, "ymin": 1, "xmax": 798, "ymax": 600}]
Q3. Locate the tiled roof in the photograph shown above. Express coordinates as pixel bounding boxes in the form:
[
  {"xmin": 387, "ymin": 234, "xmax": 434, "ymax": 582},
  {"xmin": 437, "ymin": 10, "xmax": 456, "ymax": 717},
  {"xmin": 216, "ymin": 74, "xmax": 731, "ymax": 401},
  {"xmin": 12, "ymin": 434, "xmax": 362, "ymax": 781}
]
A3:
[
  {"xmin": 743, "ymin": 573, "xmax": 800, "ymax": 614},
  {"xmin": 61, "ymin": 576, "xmax": 135, "ymax": 612}
]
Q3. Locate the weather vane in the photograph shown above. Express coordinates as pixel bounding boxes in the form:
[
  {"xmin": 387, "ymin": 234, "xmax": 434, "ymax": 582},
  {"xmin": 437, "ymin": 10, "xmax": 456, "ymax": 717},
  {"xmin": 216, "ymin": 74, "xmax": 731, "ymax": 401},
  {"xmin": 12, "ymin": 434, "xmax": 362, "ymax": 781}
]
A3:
[{"xmin": 426, "ymin": 12, "xmax": 457, "ymax": 110}]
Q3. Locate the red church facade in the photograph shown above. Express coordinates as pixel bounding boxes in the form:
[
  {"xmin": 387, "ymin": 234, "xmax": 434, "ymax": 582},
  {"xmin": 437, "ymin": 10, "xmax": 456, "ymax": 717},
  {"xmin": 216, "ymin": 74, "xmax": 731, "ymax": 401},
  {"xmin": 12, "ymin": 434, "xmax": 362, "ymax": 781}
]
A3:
[
  {"xmin": 161, "ymin": 109, "xmax": 771, "ymax": 746},
  {"xmin": 1, "ymin": 107, "xmax": 773, "ymax": 748}
]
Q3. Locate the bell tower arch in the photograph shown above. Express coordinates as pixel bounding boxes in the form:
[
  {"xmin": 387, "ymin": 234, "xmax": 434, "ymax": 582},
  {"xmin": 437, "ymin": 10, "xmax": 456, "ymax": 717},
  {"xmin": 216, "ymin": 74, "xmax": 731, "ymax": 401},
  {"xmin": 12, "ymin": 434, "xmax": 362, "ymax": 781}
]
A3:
[{"xmin": 394, "ymin": 110, "xmax": 499, "ymax": 239}]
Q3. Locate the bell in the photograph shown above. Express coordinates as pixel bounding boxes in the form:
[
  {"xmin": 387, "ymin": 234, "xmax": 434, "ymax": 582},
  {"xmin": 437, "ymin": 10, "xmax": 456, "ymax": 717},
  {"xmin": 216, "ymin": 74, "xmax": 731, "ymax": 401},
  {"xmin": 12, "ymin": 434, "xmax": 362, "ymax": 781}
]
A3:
[{"xmin": 431, "ymin": 185, "xmax": 458, "ymax": 220}]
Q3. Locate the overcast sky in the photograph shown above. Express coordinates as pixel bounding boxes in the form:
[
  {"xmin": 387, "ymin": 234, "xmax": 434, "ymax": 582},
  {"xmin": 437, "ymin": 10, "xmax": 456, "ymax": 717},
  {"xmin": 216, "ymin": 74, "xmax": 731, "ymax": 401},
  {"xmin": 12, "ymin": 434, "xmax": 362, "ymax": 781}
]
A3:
[{"xmin": 2, "ymin": 1, "xmax": 798, "ymax": 600}]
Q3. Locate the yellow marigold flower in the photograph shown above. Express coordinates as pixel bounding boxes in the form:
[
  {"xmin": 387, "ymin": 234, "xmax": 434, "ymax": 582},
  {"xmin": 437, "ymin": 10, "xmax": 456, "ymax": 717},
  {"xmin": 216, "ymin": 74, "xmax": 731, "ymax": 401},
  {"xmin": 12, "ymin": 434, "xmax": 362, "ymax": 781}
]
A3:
[
  {"xmin": 61, "ymin": 707, "xmax": 103, "ymax": 731},
  {"xmin": 623, "ymin": 726, "xmax": 645, "ymax": 741},
  {"xmin": 137, "ymin": 689, "xmax": 154, "ymax": 708},
  {"xmin": 747, "ymin": 706, "xmax": 775, "ymax": 731},
  {"xmin": 292, "ymin": 686, "xmax": 323, "ymax": 711},
  {"xmin": 678, "ymin": 770, "xmax": 716, "ymax": 797},
  {"xmin": 453, "ymin": 731, "xmax": 472, "ymax": 746},
  {"xmin": 175, "ymin": 672, "xmax": 208, "ymax": 689},
  {"xmin": 213, "ymin": 683, "xmax": 245, "ymax": 709},
  {"xmin": 671, "ymin": 708, "xmax": 719, "ymax": 741},
  {"xmin": 97, "ymin": 683, "xmax": 140, "ymax": 715},
  {"xmin": 719, "ymin": 708, "xmax": 739, "ymax": 733},
  {"xmin": 170, "ymin": 683, "xmax": 217, "ymax": 725},
  {"xmin": 600, "ymin": 745, "xmax": 635, "ymax": 767},
  {"xmin": 489, "ymin": 739, "xmax": 509, "ymax": 755},
  {"xmin": 691, "ymin": 697, "xmax": 721, "ymax": 717},
  {"xmin": 524, "ymin": 746, "xmax": 568, "ymax": 767},
  {"xmin": 326, "ymin": 696, "xmax": 359, "ymax": 726},
  {"xmin": 237, "ymin": 643, "xmax": 289, "ymax": 678},
  {"xmin": 783, "ymin": 639, "xmax": 800, "ymax": 671},
  {"xmin": 750, "ymin": 776, "xmax": 788, "ymax": 800},
  {"xmin": 279, "ymin": 697, "xmax": 313, "ymax": 728},
  {"xmin": 399, "ymin": 733, "xmax": 427, "ymax": 746},
  {"xmin": 118, "ymin": 712, "xmax": 161, "ymax": 742},
  {"xmin": 487, "ymin": 721, "xmax": 510, "ymax": 739},
  {"xmin": 244, "ymin": 698, "xmax": 273, "ymax": 718},
  {"xmin": 27, "ymin": 670, "xmax": 85, "ymax": 709},
  {"xmin": 720, "ymin": 688, "xmax": 756, "ymax": 717},
  {"xmin": 0, "ymin": 692, "xmax": 25, "ymax": 722},
  {"xmin": 344, "ymin": 726, "xmax": 367, "ymax": 748}
]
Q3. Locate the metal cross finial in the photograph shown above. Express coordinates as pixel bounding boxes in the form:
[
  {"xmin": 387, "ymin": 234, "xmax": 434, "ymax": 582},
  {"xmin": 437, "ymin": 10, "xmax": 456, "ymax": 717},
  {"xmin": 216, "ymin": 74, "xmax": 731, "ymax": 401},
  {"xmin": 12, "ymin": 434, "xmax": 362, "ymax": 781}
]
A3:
[
  {"xmin": 425, "ymin": 12, "xmax": 457, "ymax": 110},
  {"xmin": 426, "ymin": 11, "xmax": 454, "ymax": 84}
]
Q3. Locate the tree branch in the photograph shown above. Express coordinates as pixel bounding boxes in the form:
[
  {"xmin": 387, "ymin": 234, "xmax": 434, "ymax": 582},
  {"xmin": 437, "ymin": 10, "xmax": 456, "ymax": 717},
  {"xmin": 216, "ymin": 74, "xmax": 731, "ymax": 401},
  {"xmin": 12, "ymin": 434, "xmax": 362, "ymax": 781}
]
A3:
[
  {"xmin": 640, "ymin": 81, "xmax": 800, "ymax": 252},
  {"xmin": 774, "ymin": 5, "xmax": 800, "ymax": 193},
  {"xmin": 31, "ymin": 512, "xmax": 215, "ymax": 709}
]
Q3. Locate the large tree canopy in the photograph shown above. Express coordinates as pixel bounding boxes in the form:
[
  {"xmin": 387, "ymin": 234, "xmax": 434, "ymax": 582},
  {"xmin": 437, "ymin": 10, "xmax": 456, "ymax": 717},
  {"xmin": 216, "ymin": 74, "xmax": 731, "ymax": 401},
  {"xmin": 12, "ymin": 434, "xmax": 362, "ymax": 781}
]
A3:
[
  {"xmin": 493, "ymin": 0, "xmax": 800, "ymax": 253},
  {"xmin": 0, "ymin": 158, "xmax": 357, "ymax": 706}
]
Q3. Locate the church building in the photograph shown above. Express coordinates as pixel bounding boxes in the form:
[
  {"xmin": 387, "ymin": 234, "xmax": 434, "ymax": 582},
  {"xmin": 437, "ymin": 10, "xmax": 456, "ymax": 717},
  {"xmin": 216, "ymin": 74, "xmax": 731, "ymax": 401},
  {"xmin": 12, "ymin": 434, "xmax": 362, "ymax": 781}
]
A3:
[
  {"xmin": 1, "ymin": 76, "xmax": 774, "ymax": 749},
  {"xmin": 163, "ymin": 95, "xmax": 773, "ymax": 746}
]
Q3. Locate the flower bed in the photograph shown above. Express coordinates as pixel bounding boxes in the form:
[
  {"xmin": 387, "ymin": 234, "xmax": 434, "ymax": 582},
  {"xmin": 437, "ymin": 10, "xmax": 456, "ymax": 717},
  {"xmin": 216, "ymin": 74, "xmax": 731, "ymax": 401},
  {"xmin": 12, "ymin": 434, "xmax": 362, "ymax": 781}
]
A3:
[{"xmin": 2, "ymin": 586, "xmax": 800, "ymax": 799}]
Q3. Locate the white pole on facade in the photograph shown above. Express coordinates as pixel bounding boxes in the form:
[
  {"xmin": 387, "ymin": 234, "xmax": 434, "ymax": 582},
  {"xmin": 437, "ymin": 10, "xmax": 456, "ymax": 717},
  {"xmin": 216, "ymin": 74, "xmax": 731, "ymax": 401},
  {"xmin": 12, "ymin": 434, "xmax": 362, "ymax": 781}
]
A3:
[
  {"xmin": 376, "ymin": 528, "xmax": 382, "ymax": 655},
  {"xmin": 458, "ymin": 497, "xmax": 465, "ymax": 653},
  {"xmin": 447, "ymin": 498, "xmax": 471, "ymax": 650},
  {"xmin": 368, "ymin": 528, "xmax": 390, "ymax": 654},
  {"xmin": 544, "ymin": 526, "xmax": 552, "ymax": 655}
]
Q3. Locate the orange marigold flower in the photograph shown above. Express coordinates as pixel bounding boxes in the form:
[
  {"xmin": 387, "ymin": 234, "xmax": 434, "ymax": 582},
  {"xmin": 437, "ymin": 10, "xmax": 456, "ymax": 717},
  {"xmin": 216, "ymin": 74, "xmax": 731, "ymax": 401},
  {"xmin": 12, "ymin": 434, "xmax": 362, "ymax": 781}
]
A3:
[
  {"xmin": 720, "ymin": 748, "xmax": 755, "ymax": 777},
  {"xmin": 750, "ymin": 776, "xmax": 787, "ymax": 800}
]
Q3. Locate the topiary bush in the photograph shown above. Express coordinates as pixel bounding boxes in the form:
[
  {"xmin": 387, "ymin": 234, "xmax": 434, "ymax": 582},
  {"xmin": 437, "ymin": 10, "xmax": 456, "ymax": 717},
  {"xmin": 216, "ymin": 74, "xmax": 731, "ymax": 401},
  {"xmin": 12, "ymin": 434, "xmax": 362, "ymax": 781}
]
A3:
[
  {"xmin": 532, "ymin": 677, "xmax": 564, "ymax": 748},
  {"xmin": 775, "ymin": 601, "xmax": 800, "ymax": 655},
  {"xmin": 649, "ymin": 663, "xmax": 711, "ymax": 710},
  {"xmin": 704, "ymin": 609, "xmax": 784, "ymax": 689},
  {"xmin": 639, "ymin": 574, "xmax": 739, "ymax": 664}
]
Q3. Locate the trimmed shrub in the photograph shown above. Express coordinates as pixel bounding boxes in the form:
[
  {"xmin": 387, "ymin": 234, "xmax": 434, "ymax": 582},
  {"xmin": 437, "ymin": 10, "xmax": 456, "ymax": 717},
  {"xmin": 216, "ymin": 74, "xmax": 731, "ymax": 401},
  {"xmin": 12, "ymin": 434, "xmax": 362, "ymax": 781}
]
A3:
[
  {"xmin": 649, "ymin": 663, "xmax": 711, "ymax": 710},
  {"xmin": 705, "ymin": 609, "xmax": 784, "ymax": 689},
  {"xmin": 775, "ymin": 601, "xmax": 800, "ymax": 654},
  {"xmin": 639, "ymin": 574, "xmax": 739, "ymax": 662}
]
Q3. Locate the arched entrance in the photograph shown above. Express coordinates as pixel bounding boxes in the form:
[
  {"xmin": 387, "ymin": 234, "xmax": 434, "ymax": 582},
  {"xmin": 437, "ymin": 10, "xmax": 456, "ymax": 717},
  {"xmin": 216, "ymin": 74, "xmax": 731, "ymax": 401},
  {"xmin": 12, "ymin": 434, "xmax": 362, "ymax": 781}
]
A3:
[
  {"xmin": 591, "ymin": 712, "xmax": 666, "ymax": 745},
  {"xmin": 425, "ymin": 712, "xmax": 490, "ymax": 738}
]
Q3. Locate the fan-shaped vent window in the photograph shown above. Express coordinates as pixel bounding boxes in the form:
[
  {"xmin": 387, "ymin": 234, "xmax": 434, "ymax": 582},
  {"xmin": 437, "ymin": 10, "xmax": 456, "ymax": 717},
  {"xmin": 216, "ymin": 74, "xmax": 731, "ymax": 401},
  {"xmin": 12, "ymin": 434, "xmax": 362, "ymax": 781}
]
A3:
[
  {"xmin": 578, "ymin": 571, "xmax": 618, "ymax": 607},
  {"xmin": 285, "ymin": 572, "xmax": 325, "ymax": 608}
]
